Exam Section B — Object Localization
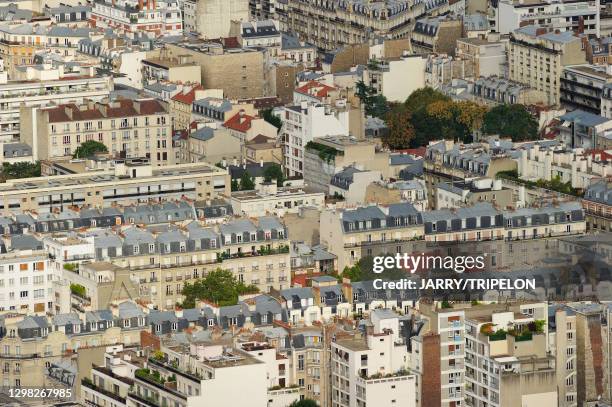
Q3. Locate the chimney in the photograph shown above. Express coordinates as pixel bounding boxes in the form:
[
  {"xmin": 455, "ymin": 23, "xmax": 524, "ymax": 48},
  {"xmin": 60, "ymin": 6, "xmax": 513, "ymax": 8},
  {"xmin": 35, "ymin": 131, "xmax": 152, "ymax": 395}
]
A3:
[{"xmin": 64, "ymin": 106, "xmax": 74, "ymax": 120}]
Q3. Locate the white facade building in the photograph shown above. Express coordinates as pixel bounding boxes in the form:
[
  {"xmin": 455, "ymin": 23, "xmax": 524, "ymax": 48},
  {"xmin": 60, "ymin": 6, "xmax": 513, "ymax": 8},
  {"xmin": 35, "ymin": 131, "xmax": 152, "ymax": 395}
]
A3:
[
  {"xmin": 367, "ymin": 55, "xmax": 427, "ymax": 103},
  {"xmin": 281, "ymin": 102, "xmax": 350, "ymax": 178},
  {"xmin": 0, "ymin": 249, "xmax": 54, "ymax": 314},
  {"xmin": 496, "ymin": 0, "xmax": 600, "ymax": 36},
  {"xmin": 331, "ymin": 309, "xmax": 417, "ymax": 407},
  {"xmin": 91, "ymin": 0, "xmax": 182, "ymax": 36},
  {"xmin": 0, "ymin": 68, "xmax": 112, "ymax": 142}
]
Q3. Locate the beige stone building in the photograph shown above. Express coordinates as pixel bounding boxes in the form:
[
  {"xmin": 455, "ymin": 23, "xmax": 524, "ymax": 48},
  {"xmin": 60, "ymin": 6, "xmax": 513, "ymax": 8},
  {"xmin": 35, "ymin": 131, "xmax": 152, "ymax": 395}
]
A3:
[
  {"xmin": 244, "ymin": 135, "xmax": 283, "ymax": 165},
  {"xmin": 162, "ymin": 42, "xmax": 266, "ymax": 99},
  {"xmin": 411, "ymin": 15, "xmax": 464, "ymax": 56},
  {"xmin": 320, "ymin": 202, "xmax": 425, "ymax": 271},
  {"xmin": 508, "ymin": 25, "xmax": 587, "ymax": 106},
  {"xmin": 185, "ymin": 125, "xmax": 242, "ymax": 164},
  {"xmin": 282, "ymin": 0, "xmax": 423, "ymax": 50},
  {"xmin": 20, "ymin": 99, "xmax": 174, "ymax": 166},
  {"xmin": 169, "ymin": 85, "xmax": 205, "ymax": 131}
]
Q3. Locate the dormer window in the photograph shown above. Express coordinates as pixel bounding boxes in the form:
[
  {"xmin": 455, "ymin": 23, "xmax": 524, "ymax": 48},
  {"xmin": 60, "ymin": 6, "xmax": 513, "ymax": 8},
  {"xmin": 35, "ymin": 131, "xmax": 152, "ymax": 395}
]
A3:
[
  {"xmin": 73, "ymin": 324, "xmax": 81, "ymax": 333},
  {"xmin": 180, "ymin": 242, "xmax": 186, "ymax": 252},
  {"xmin": 171, "ymin": 322, "xmax": 178, "ymax": 331},
  {"xmin": 278, "ymin": 230, "xmax": 284, "ymax": 238},
  {"xmin": 138, "ymin": 317, "xmax": 145, "ymax": 326},
  {"xmin": 165, "ymin": 244, "xmax": 171, "ymax": 252},
  {"xmin": 265, "ymin": 231, "xmax": 272, "ymax": 240},
  {"xmin": 90, "ymin": 322, "xmax": 97, "ymax": 331},
  {"xmin": 123, "ymin": 319, "xmax": 131, "ymax": 328},
  {"xmin": 250, "ymin": 233, "xmax": 257, "ymax": 241},
  {"xmin": 133, "ymin": 245, "xmax": 140, "ymax": 255},
  {"xmin": 229, "ymin": 317, "xmax": 238, "ymax": 326},
  {"xmin": 149, "ymin": 244, "xmax": 155, "ymax": 253},
  {"xmin": 207, "ymin": 319, "xmax": 214, "ymax": 327},
  {"xmin": 261, "ymin": 314, "xmax": 268, "ymax": 323},
  {"xmin": 237, "ymin": 235, "xmax": 242, "ymax": 243},
  {"xmin": 155, "ymin": 324, "xmax": 161, "ymax": 333},
  {"xmin": 210, "ymin": 239, "xmax": 217, "ymax": 248}
]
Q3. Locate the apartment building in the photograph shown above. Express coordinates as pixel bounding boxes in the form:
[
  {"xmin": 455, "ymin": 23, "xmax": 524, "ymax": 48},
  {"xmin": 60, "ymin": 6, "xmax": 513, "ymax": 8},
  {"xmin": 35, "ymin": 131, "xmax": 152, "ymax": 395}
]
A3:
[
  {"xmin": 455, "ymin": 38, "xmax": 507, "ymax": 78},
  {"xmin": 557, "ymin": 109, "xmax": 612, "ymax": 149},
  {"xmin": 185, "ymin": 126, "xmax": 241, "ymax": 164},
  {"xmin": 90, "ymin": 0, "xmax": 183, "ymax": 36},
  {"xmin": 129, "ymin": 343, "xmax": 268, "ymax": 407},
  {"xmin": 169, "ymin": 85, "xmax": 204, "ymax": 131},
  {"xmin": 303, "ymin": 136, "xmax": 391, "ymax": 193},
  {"xmin": 517, "ymin": 143, "xmax": 610, "ymax": 189},
  {"xmin": 583, "ymin": 180, "xmax": 611, "ymax": 232},
  {"xmin": 320, "ymin": 202, "xmax": 424, "ymax": 271},
  {"xmin": 411, "ymin": 15, "xmax": 464, "ymax": 56},
  {"xmin": 331, "ymin": 309, "xmax": 417, "ymax": 407},
  {"xmin": 0, "ymin": 161, "xmax": 230, "ymax": 214},
  {"xmin": 561, "ymin": 65, "xmax": 612, "ymax": 114},
  {"xmin": 0, "ymin": 304, "xmax": 147, "ymax": 388},
  {"xmin": 0, "ymin": 247, "xmax": 54, "ymax": 314},
  {"xmin": 424, "ymin": 140, "xmax": 517, "ymax": 207},
  {"xmin": 366, "ymin": 55, "xmax": 426, "ymax": 103},
  {"xmin": 187, "ymin": 0, "xmax": 249, "ymax": 39},
  {"xmin": 280, "ymin": 103, "xmax": 350, "ymax": 178},
  {"xmin": 63, "ymin": 217, "xmax": 290, "ymax": 307},
  {"xmin": 434, "ymin": 178, "xmax": 514, "ymax": 210},
  {"xmin": 283, "ymin": 0, "xmax": 421, "ymax": 51},
  {"xmin": 0, "ymin": 67, "xmax": 112, "ymax": 142},
  {"xmin": 425, "ymin": 54, "xmax": 476, "ymax": 88},
  {"xmin": 230, "ymin": 185, "xmax": 325, "ymax": 218},
  {"xmin": 469, "ymin": 76, "xmax": 548, "ymax": 106},
  {"xmin": 162, "ymin": 42, "xmax": 266, "ymax": 99},
  {"xmin": 508, "ymin": 25, "xmax": 587, "ymax": 106},
  {"xmin": 224, "ymin": 110, "xmax": 278, "ymax": 143},
  {"xmin": 495, "ymin": 0, "xmax": 600, "ymax": 36},
  {"xmin": 141, "ymin": 56, "xmax": 201, "ymax": 87},
  {"xmin": 21, "ymin": 99, "xmax": 175, "ymax": 165},
  {"xmin": 463, "ymin": 303, "xmax": 556, "ymax": 407},
  {"xmin": 0, "ymin": 23, "xmax": 99, "ymax": 78}
]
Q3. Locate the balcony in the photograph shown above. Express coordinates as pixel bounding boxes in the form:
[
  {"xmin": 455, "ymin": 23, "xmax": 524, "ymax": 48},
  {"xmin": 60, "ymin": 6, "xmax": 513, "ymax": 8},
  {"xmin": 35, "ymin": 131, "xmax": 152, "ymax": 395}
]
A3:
[{"xmin": 81, "ymin": 378, "xmax": 126, "ymax": 404}]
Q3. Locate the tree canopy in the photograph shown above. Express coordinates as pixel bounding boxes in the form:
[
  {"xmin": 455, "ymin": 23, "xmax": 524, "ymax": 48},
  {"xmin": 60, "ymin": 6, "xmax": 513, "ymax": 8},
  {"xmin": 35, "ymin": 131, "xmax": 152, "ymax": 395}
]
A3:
[
  {"xmin": 181, "ymin": 268, "xmax": 259, "ymax": 308},
  {"xmin": 263, "ymin": 163, "xmax": 285, "ymax": 186},
  {"xmin": 289, "ymin": 399, "xmax": 318, "ymax": 407},
  {"xmin": 1, "ymin": 161, "xmax": 41, "ymax": 180},
  {"xmin": 356, "ymin": 80, "xmax": 390, "ymax": 118},
  {"xmin": 262, "ymin": 109, "xmax": 282, "ymax": 130},
  {"xmin": 341, "ymin": 256, "xmax": 408, "ymax": 282},
  {"xmin": 73, "ymin": 140, "xmax": 108, "ymax": 159},
  {"xmin": 382, "ymin": 103, "xmax": 415, "ymax": 149},
  {"xmin": 239, "ymin": 171, "xmax": 255, "ymax": 190},
  {"xmin": 482, "ymin": 104, "xmax": 538, "ymax": 141}
]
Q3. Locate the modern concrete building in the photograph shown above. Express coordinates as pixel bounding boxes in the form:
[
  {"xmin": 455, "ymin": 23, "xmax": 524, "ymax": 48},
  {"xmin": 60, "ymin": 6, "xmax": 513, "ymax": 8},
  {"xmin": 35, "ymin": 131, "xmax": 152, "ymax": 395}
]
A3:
[
  {"xmin": 508, "ymin": 25, "xmax": 587, "ymax": 106},
  {"xmin": 495, "ymin": 0, "xmax": 600, "ymax": 36},
  {"xmin": 0, "ymin": 67, "xmax": 112, "ymax": 142},
  {"xmin": 0, "ymin": 161, "xmax": 230, "ymax": 214},
  {"xmin": 561, "ymin": 64, "xmax": 612, "ymax": 114}
]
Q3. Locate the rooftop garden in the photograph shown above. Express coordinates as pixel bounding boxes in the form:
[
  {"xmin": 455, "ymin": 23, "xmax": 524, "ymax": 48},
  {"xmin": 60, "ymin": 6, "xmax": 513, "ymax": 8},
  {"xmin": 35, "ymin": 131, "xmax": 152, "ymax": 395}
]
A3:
[
  {"xmin": 359, "ymin": 368, "xmax": 411, "ymax": 380},
  {"xmin": 480, "ymin": 320, "xmax": 545, "ymax": 342},
  {"xmin": 305, "ymin": 141, "xmax": 342, "ymax": 163},
  {"xmin": 70, "ymin": 283, "xmax": 88, "ymax": 299},
  {"xmin": 496, "ymin": 170, "xmax": 583, "ymax": 197}
]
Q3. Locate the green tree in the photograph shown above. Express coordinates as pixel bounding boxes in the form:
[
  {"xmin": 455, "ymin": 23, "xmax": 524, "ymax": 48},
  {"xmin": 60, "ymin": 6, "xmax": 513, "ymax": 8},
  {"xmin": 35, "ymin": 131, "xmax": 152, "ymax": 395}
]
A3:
[
  {"xmin": 73, "ymin": 140, "xmax": 108, "ymax": 159},
  {"xmin": 262, "ymin": 109, "xmax": 282, "ymax": 130},
  {"xmin": 239, "ymin": 171, "xmax": 255, "ymax": 190},
  {"xmin": 263, "ymin": 163, "xmax": 285, "ymax": 186},
  {"xmin": 289, "ymin": 400, "xmax": 318, "ymax": 407},
  {"xmin": 405, "ymin": 87, "xmax": 450, "ymax": 113},
  {"xmin": 231, "ymin": 178, "xmax": 239, "ymax": 191},
  {"xmin": 356, "ymin": 80, "xmax": 389, "ymax": 118},
  {"xmin": 482, "ymin": 104, "xmax": 538, "ymax": 141},
  {"xmin": 181, "ymin": 268, "xmax": 259, "ymax": 308},
  {"xmin": 1, "ymin": 161, "xmax": 41, "ymax": 180},
  {"xmin": 382, "ymin": 103, "xmax": 415, "ymax": 149}
]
